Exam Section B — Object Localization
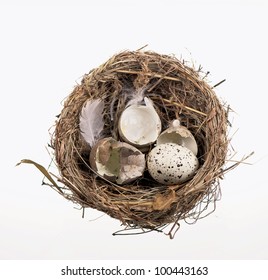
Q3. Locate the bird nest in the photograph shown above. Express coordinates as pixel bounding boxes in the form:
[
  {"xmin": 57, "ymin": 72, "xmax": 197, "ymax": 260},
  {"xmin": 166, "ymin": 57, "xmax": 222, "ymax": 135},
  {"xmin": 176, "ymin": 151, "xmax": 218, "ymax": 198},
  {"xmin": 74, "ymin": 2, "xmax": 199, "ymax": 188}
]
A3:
[{"xmin": 51, "ymin": 50, "xmax": 231, "ymax": 238}]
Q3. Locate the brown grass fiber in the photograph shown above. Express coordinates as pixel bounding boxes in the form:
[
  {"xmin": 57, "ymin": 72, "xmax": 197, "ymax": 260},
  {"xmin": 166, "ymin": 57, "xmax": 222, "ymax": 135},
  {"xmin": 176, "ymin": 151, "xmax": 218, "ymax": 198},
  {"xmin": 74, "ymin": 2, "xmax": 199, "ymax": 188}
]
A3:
[{"xmin": 51, "ymin": 50, "xmax": 231, "ymax": 238}]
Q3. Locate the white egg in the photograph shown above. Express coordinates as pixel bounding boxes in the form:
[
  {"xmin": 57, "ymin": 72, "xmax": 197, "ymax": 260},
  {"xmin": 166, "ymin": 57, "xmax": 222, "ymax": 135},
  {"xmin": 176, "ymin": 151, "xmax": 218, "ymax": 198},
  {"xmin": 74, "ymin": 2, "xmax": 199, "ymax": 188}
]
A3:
[{"xmin": 147, "ymin": 143, "xmax": 199, "ymax": 185}]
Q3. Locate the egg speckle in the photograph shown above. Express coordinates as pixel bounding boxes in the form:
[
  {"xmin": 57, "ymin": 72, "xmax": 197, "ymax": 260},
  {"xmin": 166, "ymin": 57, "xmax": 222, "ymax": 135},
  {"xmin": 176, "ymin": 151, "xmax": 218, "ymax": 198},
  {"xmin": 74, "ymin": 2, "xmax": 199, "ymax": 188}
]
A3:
[{"xmin": 147, "ymin": 143, "xmax": 199, "ymax": 185}]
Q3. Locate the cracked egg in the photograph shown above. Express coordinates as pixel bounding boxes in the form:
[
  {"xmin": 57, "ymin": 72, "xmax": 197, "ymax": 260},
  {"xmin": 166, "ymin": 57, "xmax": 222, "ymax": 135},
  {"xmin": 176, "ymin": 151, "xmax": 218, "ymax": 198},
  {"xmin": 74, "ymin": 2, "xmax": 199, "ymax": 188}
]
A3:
[{"xmin": 90, "ymin": 137, "xmax": 146, "ymax": 185}]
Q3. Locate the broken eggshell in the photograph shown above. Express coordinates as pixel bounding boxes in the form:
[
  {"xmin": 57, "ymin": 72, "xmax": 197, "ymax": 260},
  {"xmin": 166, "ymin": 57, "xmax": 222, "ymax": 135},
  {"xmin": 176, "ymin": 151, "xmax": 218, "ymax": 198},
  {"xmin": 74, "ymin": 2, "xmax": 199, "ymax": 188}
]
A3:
[
  {"xmin": 147, "ymin": 143, "xmax": 199, "ymax": 185},
  {"xmin": 157, "ymin": 119, "xmax": 198, "ymax": 156},
  {"xmin": 118, "ymin": 97, "xmax": 161, "ymax": 149},
  {"xmin": 89, "ymin": 137, "xmax": 145, "ymax": 185}
]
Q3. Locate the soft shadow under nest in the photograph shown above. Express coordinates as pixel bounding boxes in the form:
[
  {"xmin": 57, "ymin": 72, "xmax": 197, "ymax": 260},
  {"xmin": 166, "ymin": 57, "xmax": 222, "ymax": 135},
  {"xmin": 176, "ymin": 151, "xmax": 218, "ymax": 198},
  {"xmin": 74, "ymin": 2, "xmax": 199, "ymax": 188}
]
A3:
[{"xmin": 51, "ymin": 50, "xmax": 230, "ymax": 238}]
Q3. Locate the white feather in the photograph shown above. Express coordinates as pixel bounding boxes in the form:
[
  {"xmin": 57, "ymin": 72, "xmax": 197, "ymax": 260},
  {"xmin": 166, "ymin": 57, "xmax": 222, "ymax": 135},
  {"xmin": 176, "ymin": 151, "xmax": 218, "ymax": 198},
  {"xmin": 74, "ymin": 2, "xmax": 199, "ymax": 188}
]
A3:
[
  {"xmin": 79, "ymin": 99, "xmax": 105, "ymax": 147},
  {"xmin": 125, "ymin": 87, "xmax": 146, "ymax": 107},
  {"xmin": 144, "ymin": 97, "xmax": 154, "ymax": 108}
]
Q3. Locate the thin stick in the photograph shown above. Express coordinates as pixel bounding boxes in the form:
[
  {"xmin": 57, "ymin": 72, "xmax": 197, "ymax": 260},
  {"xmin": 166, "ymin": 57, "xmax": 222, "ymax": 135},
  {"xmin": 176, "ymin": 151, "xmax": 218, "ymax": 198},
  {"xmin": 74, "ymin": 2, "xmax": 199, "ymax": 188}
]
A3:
[
  {"xmin": 223, "ymin": 151, "xmax": 254, "ymax": 173},
  {"xmin": 212, "ymin": 79, "xmax": 226, "ymax": 89},
  {"xmin": 116, "ymin": 69, "xmax": 183, "ymax": 82},
  {"xmin": 162, "ymin": 98, "xmax": 207, "ymax": 117},
  {"xmin": 136, "ymin": 44, "xmax": 148, "ymax": 51}
]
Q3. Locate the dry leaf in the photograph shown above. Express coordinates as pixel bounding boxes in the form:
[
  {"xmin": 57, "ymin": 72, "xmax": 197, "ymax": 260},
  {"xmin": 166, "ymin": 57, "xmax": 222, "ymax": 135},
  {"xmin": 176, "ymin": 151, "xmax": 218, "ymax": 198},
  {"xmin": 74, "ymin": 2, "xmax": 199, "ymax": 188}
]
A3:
[
  {"xmin": 16, "ymin": 159, "xmax": 62, "ymax": 193},
  {"xmin": 152, "ymin": 189, "xmax": 176, "ymax": 211}
]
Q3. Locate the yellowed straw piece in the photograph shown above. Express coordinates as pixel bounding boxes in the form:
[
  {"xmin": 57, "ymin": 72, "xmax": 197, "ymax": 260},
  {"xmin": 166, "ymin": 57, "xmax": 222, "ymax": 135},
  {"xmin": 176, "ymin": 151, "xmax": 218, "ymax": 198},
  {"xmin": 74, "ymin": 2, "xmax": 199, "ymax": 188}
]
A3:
[
  {"xmin": 161, "ymin": 98, "xmax": 207, "ymax": 117},
  {"xmin": 116, "ymin": 69, "xmax": 184, "ymax": 82}
]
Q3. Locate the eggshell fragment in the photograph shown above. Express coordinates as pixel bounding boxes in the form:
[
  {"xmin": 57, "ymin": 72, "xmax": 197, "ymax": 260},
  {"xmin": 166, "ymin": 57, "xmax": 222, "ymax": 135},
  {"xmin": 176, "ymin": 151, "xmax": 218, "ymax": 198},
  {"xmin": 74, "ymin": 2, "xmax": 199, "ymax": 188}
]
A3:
[
  {"xmin": 157, "ymin": 120, "xmax": 198, "ymax": 156},
  {"xmin": 90, "ymin": 137, "xmax": 145, "ymax": 185},
  {"xmin": 118, "ymin": 97, "xmax": 161, "ymax": 148},
  {"xmin": 147, "ymin": 143, "xmax": 199, "ymax": 185}
]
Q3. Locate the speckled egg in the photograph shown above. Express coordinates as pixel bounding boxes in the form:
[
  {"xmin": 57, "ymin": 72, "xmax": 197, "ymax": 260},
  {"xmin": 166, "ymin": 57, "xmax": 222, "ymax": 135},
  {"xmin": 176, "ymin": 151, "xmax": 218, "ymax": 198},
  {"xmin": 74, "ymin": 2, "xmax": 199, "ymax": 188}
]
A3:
[{"xmin": 147, "ymin": 143, "xmax": 199, "ymax": 185}]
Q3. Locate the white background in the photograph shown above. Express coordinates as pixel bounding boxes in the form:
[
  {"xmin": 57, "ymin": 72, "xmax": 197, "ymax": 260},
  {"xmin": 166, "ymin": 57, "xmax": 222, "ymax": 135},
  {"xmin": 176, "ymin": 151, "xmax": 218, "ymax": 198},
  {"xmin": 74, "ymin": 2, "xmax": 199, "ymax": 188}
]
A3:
[{"xmin": 0, "ymin": 0, "xmax": 267, "ymax": 260}]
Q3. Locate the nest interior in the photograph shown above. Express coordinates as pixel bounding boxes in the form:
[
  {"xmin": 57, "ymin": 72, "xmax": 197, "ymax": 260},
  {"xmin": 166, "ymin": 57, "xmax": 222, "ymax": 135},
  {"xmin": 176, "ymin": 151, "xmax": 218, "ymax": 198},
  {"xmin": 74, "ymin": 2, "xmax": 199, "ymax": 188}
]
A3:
[{"xmin": 52, "ymin": 50, "xmax": 228, "ymax": 237}]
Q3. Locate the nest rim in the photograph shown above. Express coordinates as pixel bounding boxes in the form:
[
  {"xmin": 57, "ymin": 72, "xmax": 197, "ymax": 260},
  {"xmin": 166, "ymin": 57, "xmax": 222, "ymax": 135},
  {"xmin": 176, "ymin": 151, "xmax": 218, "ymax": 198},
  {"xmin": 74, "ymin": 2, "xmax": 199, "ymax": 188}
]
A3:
[{"xmin": 52, "ymin": 50, "xmax": 229, "ymax": 237}]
